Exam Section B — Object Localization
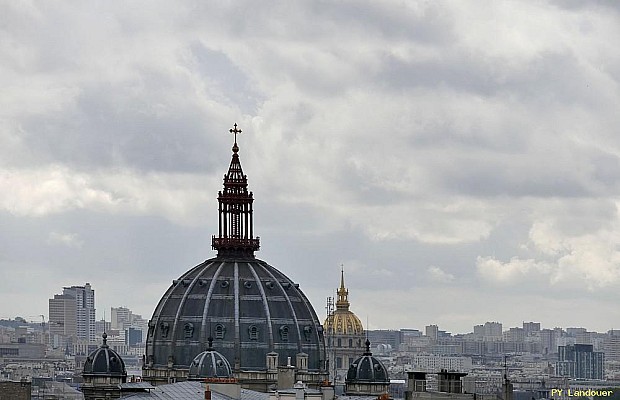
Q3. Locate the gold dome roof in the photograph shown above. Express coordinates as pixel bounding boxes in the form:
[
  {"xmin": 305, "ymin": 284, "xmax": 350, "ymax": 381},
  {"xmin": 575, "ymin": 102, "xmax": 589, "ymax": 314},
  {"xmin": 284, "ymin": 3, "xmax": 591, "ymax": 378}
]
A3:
[{"xmin": 324, "ymin": 268, "xmax": 364, "ymax": 335}]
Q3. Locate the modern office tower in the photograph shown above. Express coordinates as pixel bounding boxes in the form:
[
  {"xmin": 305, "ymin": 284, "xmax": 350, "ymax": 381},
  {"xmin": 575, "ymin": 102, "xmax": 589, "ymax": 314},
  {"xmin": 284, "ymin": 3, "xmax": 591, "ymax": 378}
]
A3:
[
  {"xmin": 540, "ymin": 329, "xmax": 557, "ymax": 355},
  {"xmin": 476, "ymin": 322, "xmax": 503, "ymax": 341},
  {"xmin": 504, "ymin": 327, "xmax": 525, "ymax": 342},
  {"xmin": 604, "ymin": 331, "xmax": 620, "ymax": 362},
  {"xmin": 61, "ymin": 283, "xmax": 96, "ymax": 342},
  {"xmin": 556, "ymin": 344, "xmax": 604, "ymax": 379},
  {"xmin": 425, "ymin": 325, "xmax": 439, "ymax": 341},
  {"xmin": 522, "ymin": 322, "xmax": 540, "ymax": 336},
  {"xmin": 48, "ymin": 294, "xmax": 78, "ymax": 346},
  {"xmin": 111, "ymin": 306, "xmax": 132, "ymax": 330}
]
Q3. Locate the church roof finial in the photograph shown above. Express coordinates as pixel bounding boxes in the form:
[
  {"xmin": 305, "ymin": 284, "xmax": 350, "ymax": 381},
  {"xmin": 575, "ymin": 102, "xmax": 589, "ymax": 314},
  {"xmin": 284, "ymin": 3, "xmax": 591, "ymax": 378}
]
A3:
[{"xmin": 229, "ymin": 123, "xmax": 242, "ymax": 153}]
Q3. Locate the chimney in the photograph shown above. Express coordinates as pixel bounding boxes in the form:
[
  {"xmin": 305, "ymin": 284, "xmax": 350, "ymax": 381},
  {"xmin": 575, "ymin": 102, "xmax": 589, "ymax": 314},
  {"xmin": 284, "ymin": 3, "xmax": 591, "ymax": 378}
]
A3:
[
  {"xmin": 205, "ymin": 384, "xmax": 212, "ymax": 400},
  {"xmin": 296, "ymin": 353, "xmax": 308, "ymax": 372}
]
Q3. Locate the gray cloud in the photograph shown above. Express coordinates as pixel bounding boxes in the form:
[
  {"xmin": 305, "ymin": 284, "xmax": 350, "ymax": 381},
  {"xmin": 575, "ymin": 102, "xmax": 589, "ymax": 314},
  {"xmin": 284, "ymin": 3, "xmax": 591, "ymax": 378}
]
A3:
[{"xmin": 1, "ymin": 1, "xmax": 619, "ymax": 333}]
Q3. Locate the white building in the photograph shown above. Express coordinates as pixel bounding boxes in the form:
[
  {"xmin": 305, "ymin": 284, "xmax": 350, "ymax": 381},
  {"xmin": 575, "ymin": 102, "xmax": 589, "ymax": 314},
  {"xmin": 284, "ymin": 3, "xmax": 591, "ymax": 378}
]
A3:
[
  {"xmin": 62, "ymin": 283, "xmax": 96, "ymax": 342},
  {"xmin": 406, "ymin": 355, "xmax": 473, "ymax": 373}
]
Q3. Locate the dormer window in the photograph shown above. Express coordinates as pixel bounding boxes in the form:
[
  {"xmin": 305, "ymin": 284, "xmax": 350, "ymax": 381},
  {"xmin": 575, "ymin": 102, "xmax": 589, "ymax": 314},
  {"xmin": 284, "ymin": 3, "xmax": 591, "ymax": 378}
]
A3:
[
  {"xmin": 279, "ymin": 326, "xmax": 289, "ymax": 342},
  {"xmin": 248, "ymin": 325, "xmax": 259, "ymax": 341}
]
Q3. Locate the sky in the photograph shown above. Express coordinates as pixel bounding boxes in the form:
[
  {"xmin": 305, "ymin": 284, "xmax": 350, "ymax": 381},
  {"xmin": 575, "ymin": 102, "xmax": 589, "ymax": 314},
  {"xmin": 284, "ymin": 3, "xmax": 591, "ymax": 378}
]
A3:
[{"xmin": 1, "ymin": 1, "xmax": 620, "ymax": 334}]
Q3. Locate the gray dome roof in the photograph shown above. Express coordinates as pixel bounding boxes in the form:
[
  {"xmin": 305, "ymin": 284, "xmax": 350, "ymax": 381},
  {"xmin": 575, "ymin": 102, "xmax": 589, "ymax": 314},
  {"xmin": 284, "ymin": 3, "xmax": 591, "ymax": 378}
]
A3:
[
  {"xmin": 145, "ymin": 257, "xmax": 326, "ymax": 371},
  {"xmin": 346, "ymin": 340, "xmax": 389, "ymax": 383},
  {"xmin": 83, "ymin": 333, "xmax": 127, "ymax": 377},
  {"xmin": 188, "ymin": 338, "xmax": 233, "ymax": 379}
]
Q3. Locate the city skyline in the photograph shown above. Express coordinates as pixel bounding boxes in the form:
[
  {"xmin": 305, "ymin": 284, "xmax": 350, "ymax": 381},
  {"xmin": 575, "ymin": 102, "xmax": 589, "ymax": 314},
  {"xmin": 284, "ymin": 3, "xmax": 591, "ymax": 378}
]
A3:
[
  {"xmin": 1, "ymin": 2, "xmax": 620, "ymax": 334},
  {"xmin": 5, "ymin": 298, "xmax": 619, "ymax": 338}
]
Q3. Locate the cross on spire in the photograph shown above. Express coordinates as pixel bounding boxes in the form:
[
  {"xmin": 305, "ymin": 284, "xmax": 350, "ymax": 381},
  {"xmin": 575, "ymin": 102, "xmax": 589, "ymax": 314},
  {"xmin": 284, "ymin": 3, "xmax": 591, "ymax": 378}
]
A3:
[{"xmin": 229, "ymin": 123, "xmax": 242, "ymax": 144}]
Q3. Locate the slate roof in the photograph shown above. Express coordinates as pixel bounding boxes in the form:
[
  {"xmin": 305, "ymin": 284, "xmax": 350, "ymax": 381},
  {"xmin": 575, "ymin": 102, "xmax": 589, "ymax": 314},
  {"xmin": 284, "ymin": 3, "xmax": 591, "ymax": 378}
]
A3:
[{"xmin": 120, "ymin": 380, "xmax": 270, "ymax": 400}]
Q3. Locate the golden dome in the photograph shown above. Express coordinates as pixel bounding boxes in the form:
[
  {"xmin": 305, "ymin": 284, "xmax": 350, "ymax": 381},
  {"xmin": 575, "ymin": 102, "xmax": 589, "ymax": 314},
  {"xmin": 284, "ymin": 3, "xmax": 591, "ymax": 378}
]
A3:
[
  {"xmin": 324, "ymin": 268, "xmax": 364, "ymax": 335},
  {"xmin": 325, "ymin": 311, "xmax": 364, "ymax": 335}
]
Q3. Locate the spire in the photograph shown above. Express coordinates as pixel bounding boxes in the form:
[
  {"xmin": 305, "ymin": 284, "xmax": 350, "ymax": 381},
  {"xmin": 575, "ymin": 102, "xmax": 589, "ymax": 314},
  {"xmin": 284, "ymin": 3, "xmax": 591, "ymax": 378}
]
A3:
[
  {"xmin": 336, "ymin": 265, "xmax": 350, "ymax": 310},
  {"xmin": 212, "ymin": 123, "xmax": 260, "ymax": 258},
  {"xmin": 363, "ymin": 338, "xmax": 372, "ymax": 356}
]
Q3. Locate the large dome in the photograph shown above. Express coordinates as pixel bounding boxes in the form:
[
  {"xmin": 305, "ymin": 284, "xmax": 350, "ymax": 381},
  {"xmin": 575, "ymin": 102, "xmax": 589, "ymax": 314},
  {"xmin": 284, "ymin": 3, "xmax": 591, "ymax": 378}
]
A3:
[
  {"xmin": 146, "ymin": 257, "xmax": 325, "ymax": 371},
  {"xmin": 145, "ymin": 126, "xmax": 325, "ymax": 377}
]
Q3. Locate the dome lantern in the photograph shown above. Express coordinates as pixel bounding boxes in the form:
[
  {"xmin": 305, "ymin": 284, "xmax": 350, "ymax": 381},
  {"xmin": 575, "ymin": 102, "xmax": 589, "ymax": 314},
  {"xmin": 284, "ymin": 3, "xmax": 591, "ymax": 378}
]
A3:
[{"xmin": 211, "ymin": 123, "xmax": 260, "ymax": 258}]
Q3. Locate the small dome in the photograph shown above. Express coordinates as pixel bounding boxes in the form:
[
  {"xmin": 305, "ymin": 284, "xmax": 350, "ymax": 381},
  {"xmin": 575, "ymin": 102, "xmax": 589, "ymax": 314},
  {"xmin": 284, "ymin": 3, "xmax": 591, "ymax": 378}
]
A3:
[
  {"xmin": 188, "ymin": 338, "xmax": 233, "ymax": 379},
  {"xmin": 83, "ymin": 333, "xmax": 127, "ymax": 377},
  {"xmin": 346, "ymin": 340, "xmax": 389, "ymax": 383}
]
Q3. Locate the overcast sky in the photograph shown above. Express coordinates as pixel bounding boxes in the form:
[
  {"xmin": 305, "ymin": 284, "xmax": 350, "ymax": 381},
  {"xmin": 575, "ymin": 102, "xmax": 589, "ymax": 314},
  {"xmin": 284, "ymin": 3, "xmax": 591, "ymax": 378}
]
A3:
[{"xmin": 1, "ymin": 1, "xmax": 620, "ymax": 334}]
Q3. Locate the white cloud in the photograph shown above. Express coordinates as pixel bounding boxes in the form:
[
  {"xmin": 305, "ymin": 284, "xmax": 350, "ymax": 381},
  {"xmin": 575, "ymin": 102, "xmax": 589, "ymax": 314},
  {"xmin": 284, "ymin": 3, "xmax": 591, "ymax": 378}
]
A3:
[
  {"xmin": 0, "ymin": 165, "xmax": 214, "ymax": 225},
  {"xmin": 47, "ymin": 231, "xmax": 83, "ymax": 248},
  {"xmin": 478, "ymin": 207, "xmax": 620, "ymax": 290},
  {"xmin": 427, "ymin": 266, "xmax": 455, "ymax": 283}
]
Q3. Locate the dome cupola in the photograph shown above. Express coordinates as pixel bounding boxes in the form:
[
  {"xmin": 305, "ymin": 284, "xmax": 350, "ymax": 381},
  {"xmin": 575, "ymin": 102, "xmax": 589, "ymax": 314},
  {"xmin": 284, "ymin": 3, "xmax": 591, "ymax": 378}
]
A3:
[
  {"xmin": 83, "ymin": 333, "xmax": 127, "ymax": 378},
  {"xmin": 345, "ymin": 339, "xmax": 390, "ymax": 396},
  {"xmin": 346, "ymin": 340, "xmax": 389, "ymax": 383},
  {"xmin": 188, "ymin": 337, "xmax": 233, "ymax": 379}
]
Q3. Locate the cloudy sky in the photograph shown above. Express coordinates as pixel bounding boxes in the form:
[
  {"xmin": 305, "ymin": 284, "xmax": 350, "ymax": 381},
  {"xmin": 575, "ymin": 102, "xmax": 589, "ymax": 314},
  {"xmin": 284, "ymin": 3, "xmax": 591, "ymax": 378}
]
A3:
[{"xmin": 1, "ymin": 1, "xmax": 620, "ymax": 334}]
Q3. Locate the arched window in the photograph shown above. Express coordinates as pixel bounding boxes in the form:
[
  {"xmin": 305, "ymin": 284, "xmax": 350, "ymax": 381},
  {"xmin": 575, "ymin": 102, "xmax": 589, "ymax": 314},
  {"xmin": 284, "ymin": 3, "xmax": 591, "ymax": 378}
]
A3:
[
  {"xmin": 337, "ymin": 338, "xmax": 341, "ymax": 347},
  {"xmin": 349, "ymin": 338, "xmax": 353, "ymax": 348},
  {"xmin": 248, "ymin": 325, "xmax": 258, "ymax": 341},
  {"xmin": 279, "ymin": 326, "xmax": 289, "ymax": 342},
  {"xmin": 215, "ymin": 324, "xmax": 226, "ymax": 339}
]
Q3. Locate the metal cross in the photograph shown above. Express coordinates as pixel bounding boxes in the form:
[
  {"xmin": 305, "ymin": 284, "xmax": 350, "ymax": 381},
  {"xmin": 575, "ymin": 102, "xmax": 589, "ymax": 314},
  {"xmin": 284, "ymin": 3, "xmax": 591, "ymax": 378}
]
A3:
[{"xmin": 229, "ymin": 123, "xmax": 242, "ymax": 143}]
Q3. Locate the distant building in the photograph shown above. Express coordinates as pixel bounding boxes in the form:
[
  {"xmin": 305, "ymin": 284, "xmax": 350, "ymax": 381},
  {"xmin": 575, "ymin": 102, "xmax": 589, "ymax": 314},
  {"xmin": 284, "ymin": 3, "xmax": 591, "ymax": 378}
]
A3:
[
  {"xmin": 0, "ymin": 342, "xmax": 46, "ymax": 359},
  {"xmin": 64, "ymin": 283, "xmax": 96, "ymax": 342},
  {"xmin": 556, "ymin": 344, "xmax": 604, "ymax": 379},
  {"xmin": 522, "ymin": 322, "xmax": 540, "ymax": 336},
  {"xmin": 503, "ymin": 328, "xmax": 525, "ymax": 343},
  {"xmin": 111, "ymin": 307, "xmax": 132, "ymax": 330},
  {"xmin": 426, "ymin": 325, "xmax": 439, "ymax": 341},
  {"xmin": 604, "ymin": 331, "xmax": 620, "ymax": 362},
  {"xmin": 407, "ymin": 355, "xmax": 473, "ymax": 372},
  {"xmin": 125, "ymin": 327, "xmax": 142, "ymax": 347},
  {"xmin": 367, "ymin": 329, "xmax": 402, "ymax": 351},
  {"xmin": 539, "ymin": 329, "xmax": 557, "ymax": 355},
  {"xmin": 483, "ymin": 322, "xmax": 503, "ymax": 341},
  {"xmin": 48, "ymin": 293, "xmax": 78, "ymax": 346},
  {"xmin": 95, "ymin": 319, "xmax": 111, "ymax": 336}
]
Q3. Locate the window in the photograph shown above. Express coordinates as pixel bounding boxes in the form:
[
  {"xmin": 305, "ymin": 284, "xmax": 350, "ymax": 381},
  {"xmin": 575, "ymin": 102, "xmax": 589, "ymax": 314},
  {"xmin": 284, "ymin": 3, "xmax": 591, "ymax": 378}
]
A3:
[
  {"xmin": 215, "ymin": 324, "xmax": 226, "ymax": 339},
  {"xmin": 248, "ymin": 325, "xmax": 258, "ymax": 341},
  {"xmin": 280, "ymin": 326, "xmax": 289, "ymax": 342}
]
